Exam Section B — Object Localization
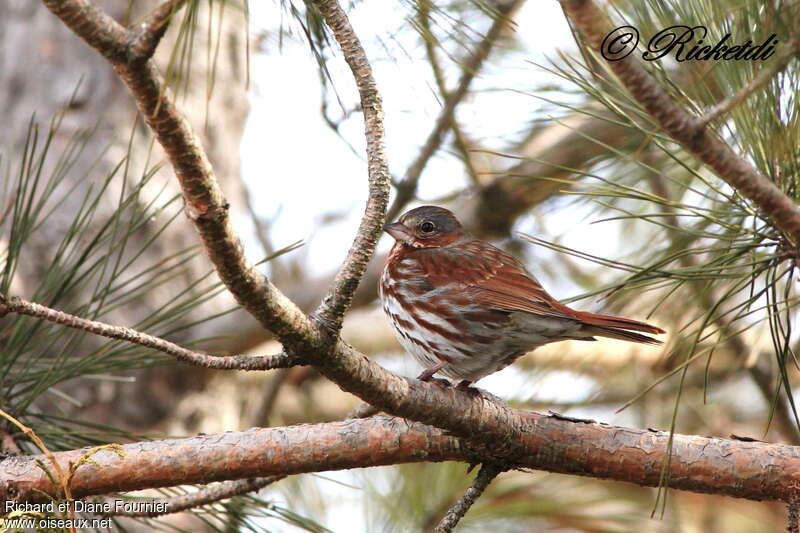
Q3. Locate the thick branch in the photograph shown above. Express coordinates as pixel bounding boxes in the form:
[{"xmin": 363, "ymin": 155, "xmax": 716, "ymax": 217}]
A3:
[
  {"xmin": 560, "ymin": 0, "xmax": 800, "ymax": 246},
  {"xmin": 4, "ymin": 415, "xmax": 800, "ymax": 504},
  {"xmin": 0, "ymin": 296, "xmax": 301, "ymax": 371},
  {"xmin": 311, "ymin": 0, "xmax": 391, "ymax": 333}
]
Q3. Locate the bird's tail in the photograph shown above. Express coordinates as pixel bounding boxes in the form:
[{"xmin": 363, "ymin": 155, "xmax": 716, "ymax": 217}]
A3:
[{"xmin": 576, "ymin": 311, "xmax": 665, "ymax": 345}]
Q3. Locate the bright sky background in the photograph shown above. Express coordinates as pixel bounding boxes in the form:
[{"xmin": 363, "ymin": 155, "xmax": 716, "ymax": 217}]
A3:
[
  {"xmin": 237, "ymin": 2, "xmax": 642, "ymax": 531},
  {"xmin": 241, "ymin": 0, "xmax": 577, "ymax": 275}
]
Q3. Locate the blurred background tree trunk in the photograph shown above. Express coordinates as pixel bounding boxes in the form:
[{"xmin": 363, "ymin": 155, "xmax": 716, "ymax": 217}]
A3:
[{"xmin": 0, "ymin": 0, "xmax": 254, "ymax": 427}]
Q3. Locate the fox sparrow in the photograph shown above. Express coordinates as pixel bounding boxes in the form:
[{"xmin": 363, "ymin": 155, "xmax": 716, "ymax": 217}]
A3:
[{"xmin": 379, "ymin": 206, "xmax": 664, "ymax": 388}]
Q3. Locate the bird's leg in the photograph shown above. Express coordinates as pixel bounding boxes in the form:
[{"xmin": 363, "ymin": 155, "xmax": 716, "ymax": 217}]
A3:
[
  {"xmin": 456, "ymin": 380, "xmax": 473, "ymax": 390},
  {"xmin": 417, "ymin": 361, "xmax": 450, "ymax": 387}
]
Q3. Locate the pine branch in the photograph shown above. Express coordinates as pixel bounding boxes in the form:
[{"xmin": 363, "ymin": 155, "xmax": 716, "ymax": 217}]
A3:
[
  {"xmin": 560, "ymin": 0, "xmax": 800, "ymax": 247},
  {"xmin": 129, "ymin": 0, "xmax": 190, "ymax": 61},
  {"xmin": 105, "ymin": 476, "xmax": 285, "ymax": 517},
  {"xmin": 5, "ymin": 414, "xmax": 800, "ymax": 504},
  {"xmin": 30, "ymin": 1, "xmax": 695, "ymax": 501},
  {"xmin": 698, "ymin": 38, "xmax": 800, "ymax": 128},
  {"xmin": 310, "ymin": 0, "xmax": 391, "ymax": 333},
  {"xmin": 646, "ymin": 167, "xmax": 800, "ymax": 443},
  {"xmin": 465, "ymin": 103, "xmax": 643, "ymax": 237},
  {"xmin": 434, "ymin": 463, "xmax": 503, "ymax": 533},
  {"xmin": 0, "ymin": 295, "xmax": 300, "ymax": 371}
]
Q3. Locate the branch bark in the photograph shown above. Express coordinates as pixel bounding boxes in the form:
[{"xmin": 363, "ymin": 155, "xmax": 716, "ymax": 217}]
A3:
[
  {"xmin": 310, "ymin": 0, "xmax": 391, "ymax": 333},
  {"xmin": 0, "ymin": 295, "xmax": 301, "ymax": 371},
  {"xmin": 105, "ymin": 476, "xmax": 285, "ymax": 517},
  {"xmin": 129, "ymin": 0, "xmax": 188, "ymax": 61},
  {"xmin": 4, "ymin": 414, "xmax": 800, "ymax": 504},
  {"xmin": 434, "ymin": 463, "xmax": 502, "ymax": 533}
]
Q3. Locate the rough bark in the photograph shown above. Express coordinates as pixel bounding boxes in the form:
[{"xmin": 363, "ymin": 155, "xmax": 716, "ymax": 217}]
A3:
[{"xmin": 3, "ymin": 414, "xmax": 800, "ymax": 504}]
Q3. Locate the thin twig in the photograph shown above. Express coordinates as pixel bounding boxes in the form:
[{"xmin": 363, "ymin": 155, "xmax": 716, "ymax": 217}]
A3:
[
  {"xmin": 310, "ymin": 0, "xmax": 391, "ymax": 333},
  {"xmin": 418, "ymin": 0, "xmax": 482, "ymax": 187},
  {"xmin": 560, "ymin": 0, "xmax": 800, "ymax": 247},
  {"xmin": 129, "ymin": 0, "xmax": 189, "ymax": 61},
  {"xmin": 105, "ymin": 476, "xmax": 285, "ymax": 517},
  {"xmin": 698, "ymin": 39, "xmax": 800, "ymax": 128},
  {"xmin": 0, "ymin": 295, "xmax": 301, "ymax": 371},
  {"xmin": 386, "ymin": 0, "xmax": 523, "ymax": 222},
  {"xmin": 346, "ymin": 402, "xmax": 380, "ymax": 419},
  {"xmin": 434, "ymin": 463, "xmax": 503, "ymax": 533},
  {"xmin": 789, "ymin": 492, "xmax": 800, "ymax": 533}
]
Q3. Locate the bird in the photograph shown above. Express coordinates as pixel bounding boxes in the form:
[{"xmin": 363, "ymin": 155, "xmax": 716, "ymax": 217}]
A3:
[{"xmin": 379, "ymin": 205, "xmax": 665, "ymax": 389}]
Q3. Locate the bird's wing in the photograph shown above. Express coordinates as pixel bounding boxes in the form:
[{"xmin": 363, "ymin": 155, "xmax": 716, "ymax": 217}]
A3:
[{"xmin": 413, "ymin": 240, "xmax": 577, "ymax": 320}]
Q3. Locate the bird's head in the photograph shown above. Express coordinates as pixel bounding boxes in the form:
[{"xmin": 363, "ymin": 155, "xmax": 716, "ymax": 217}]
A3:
[{"xmin": 384, "ymin": 206, "xmax": 464, "ymax": 249}]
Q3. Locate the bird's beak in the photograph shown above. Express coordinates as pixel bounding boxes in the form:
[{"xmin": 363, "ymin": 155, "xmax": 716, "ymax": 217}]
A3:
[{"xmin": 384, "ymin": 221, "xmax": 413, "ymax": 243}]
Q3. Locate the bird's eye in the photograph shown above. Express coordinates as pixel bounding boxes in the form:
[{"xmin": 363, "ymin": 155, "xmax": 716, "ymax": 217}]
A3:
[{"xmin": 420, "ymin": 221, "xmax": 436, "ymax": 233}]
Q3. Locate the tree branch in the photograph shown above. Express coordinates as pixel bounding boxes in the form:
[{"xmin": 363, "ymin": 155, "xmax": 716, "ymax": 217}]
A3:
[
  {"xmin": 434, "ymin": 463, "xmax": 503, "ymax": 533},
  {"xmin": 698, "ymin": 38, "xmax": 800, "ymax": 128},
  {"xmin": 105, "ymin": 476, "xmax": 285, "ymax": 517},
  {"xmin": 42, "ymin": 0, "xmax": 130, "ymax": 63},
  {"xmin": 310, "ymin": 0, "xmax": 391, "ymax": 333},
  {"xmin": 645, "ymin": 162, "xmax": 800, "ymax": 443},
  {"xmin": 4, "ymin": 414, "xmax": 800, "ymax": 504},
  {"xmin": 386, "ymin": 0, "xmax": 524, "ymax": 222},
  {"xmin": 560, "ymin": 0, "xmax": 800, "ymax": 247},
  {"xmin": 129, "ymin": 0, "xmax": 189, "ymax": 61},
  {"xmin": 0, "ymin": 295, "xmax": 301, "ymax": 371},
  {"xmin": 462, "ymin": 103, "xmax": 644, "ymax": 237}
]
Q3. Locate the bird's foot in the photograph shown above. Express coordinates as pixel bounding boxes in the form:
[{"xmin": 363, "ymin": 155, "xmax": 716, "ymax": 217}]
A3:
[{"xmin": 456, "ymin": 381, "xmax": 504, "ymax": 404}]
